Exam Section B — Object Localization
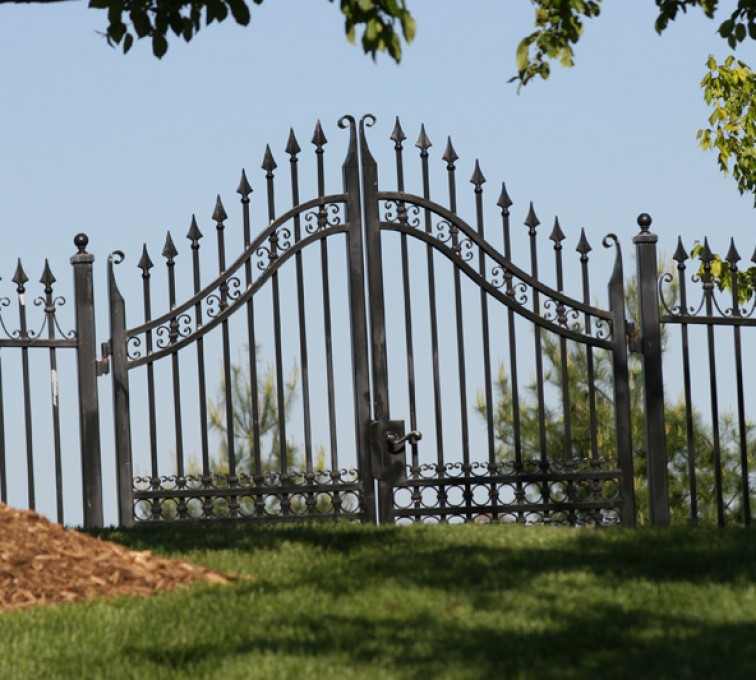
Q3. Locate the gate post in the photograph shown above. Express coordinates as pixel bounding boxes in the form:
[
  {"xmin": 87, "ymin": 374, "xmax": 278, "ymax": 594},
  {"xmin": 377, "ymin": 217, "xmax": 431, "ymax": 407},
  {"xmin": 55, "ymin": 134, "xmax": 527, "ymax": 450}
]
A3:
[
  {"xmin": 634, "ymin": 214, "xmax": 670, "ymax": 525},
  {"xmin": 108, "ymin": 252, "xmax": 134, "ymax": 528},
  {"xmin": 358, "ymin": 114, "xmax": 394, "ymax": 525},
  {"xmin": 606, "ymin": 235, "xmax": 636, "ymax": 527},
  {"xmin": 71, "ymin": 234, "xmax": 104, "ymax": 529},
  {"xmin": 338, "ymin": 115, "xmax": 376, "ymax": 524}
]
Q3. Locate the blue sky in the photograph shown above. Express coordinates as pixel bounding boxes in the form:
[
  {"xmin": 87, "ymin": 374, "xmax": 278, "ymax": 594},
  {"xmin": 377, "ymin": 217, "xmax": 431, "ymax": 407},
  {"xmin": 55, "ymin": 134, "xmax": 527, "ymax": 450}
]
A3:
[
  {"xmin": 1, "ymin": 0, "xmax": 753, "ymax": 268},
  {"xmin": 0, "ymin": 0, "xmax": 754, "ymax": 524}
]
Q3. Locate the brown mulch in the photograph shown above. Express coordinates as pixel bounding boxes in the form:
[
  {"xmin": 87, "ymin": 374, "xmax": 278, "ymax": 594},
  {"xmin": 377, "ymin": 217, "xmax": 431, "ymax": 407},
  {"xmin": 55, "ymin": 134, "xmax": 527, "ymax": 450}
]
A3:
[{"xmin": 0, "ymin": 502, "xmax": 242, "ymax": 613}]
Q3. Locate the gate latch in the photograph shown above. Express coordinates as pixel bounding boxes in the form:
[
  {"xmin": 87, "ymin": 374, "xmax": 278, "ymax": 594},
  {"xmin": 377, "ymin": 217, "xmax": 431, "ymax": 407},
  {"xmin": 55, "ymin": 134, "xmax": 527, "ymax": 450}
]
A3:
[
  {"xmin": 386, "ymin": 429, "xmax": 422, "ymax": 453},
  {"xmin": 370, "ymin": 420, "xmax": 422, "ymax": 484}
]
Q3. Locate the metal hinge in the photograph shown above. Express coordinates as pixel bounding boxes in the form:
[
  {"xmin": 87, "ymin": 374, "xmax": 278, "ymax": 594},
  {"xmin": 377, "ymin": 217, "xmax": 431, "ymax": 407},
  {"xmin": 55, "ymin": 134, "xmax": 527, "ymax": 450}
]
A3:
[
  {"xmin": 626, "ymin": 321, "xmax": 641, "ymax": 353},
  {"xmin": 96, "ymin": 341, "xmax": 111, "ymax": 377}
]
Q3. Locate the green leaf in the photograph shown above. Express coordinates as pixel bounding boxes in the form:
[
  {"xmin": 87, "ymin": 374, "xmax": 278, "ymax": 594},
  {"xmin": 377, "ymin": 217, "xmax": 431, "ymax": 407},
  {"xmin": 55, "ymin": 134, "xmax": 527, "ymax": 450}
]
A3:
[
  {"xmin": 516, "ymin": 36, "xmax": 532, "ymax": 72},
  {"xmin": 152, "ymin": 32, "xmax": 168, "ymax": 58},
  {"xmin": 131, "ymin": 9, "xmax": 152, "ymax": 38},
  {"xmin": 401, "ymin": 13, "xmax": 416, "ymax": 43},
  {"xmin": 227, "ymin": 0, "xmax": 251, "ymax": 26},
  {"xmin": 123, "ymin": 33, "xmax": 134, "ymax": 54},
  {"xmin": 719, "ymin": 19, "xmax": 735, "ymax": 38},
  {"xmin": 107, "ymin": 21, "xmax": 126, "ymax": 44}
]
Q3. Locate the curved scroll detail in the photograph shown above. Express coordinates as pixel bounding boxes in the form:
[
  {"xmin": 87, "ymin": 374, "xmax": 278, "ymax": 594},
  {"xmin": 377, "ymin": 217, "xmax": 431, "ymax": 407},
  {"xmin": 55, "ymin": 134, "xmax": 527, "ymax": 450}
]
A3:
[
  {"xmin": 127, "ymin": 335, "xmax": 143, "ymax": 360},
  {"xmin": 304, "ymin": 203, "xmax": 343, "ymax": 233}
]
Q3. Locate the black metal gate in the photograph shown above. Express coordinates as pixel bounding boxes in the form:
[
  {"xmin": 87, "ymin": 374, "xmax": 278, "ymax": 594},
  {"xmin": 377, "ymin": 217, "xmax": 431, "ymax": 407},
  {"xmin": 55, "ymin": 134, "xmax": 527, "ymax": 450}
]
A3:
[{"xmin": 105, "ymin": 114, "xmax": 637, "ymax": 527}]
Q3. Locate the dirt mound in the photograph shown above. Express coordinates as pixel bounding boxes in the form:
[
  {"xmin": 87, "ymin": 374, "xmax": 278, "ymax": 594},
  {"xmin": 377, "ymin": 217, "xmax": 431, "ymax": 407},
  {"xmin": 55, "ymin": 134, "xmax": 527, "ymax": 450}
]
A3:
[{"xmin": 0, "ymin": 503, "xmax": 239, "ymax": 613}]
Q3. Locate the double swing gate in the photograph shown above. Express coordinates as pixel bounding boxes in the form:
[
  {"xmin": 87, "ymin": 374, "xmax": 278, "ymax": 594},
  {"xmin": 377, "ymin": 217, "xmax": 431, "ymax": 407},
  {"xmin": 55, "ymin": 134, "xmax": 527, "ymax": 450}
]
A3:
[{"xmin": 11, "ymin": 114, "xmax": 744, "ymax": 529}]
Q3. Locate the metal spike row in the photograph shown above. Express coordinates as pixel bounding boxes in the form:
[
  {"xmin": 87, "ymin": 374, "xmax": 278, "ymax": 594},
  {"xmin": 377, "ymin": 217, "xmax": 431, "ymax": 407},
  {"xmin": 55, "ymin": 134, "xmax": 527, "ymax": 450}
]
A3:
[
  {"xmin": 390, "ymin": 117, "xmax": 406, "ymax": 145},
  {"xmin": 138, "ymin": 245, "xmax": 154, "ymax": 272},
  {"xmin": 285, "ymin": 128, "xmax": 301, "ymax": 157},
  {"xmin": 672, "ymin": 236, "xmax": 688, "ymax": 263},
  {"xmin": 162, "ymin": 231, "xmax": 178, "ymax": 261},
  {"xmin": 549, "ymin": 217, "xmax": 565, "ymax": 244},
  {"xmin": 261, "ymin": 145, "xmax": 277, "ymax": 174},
  {"xmin": 576, "ymin": 228, "xmax": 592, "ymax": 256},
  {"xmin": 40, "ymin": 260, "xmax": 56, "ymax": 287},
  {"xmin": 725, "ymin": 238, "xmax": 741, "ymax": 265},
  {"xmin": 415, "ymin": 124, "xmax": 431, "ymax": 151},
  {"xmin": 236, "ymin": 169, "xmax": 252, "ymax": 197},
  {"xmin": 186, "ymin": 215, "xmax": 203, "ymax": 244},
  {"xmin": 497, "ymin": 182, "xmax": 513, "ymax": 210},
  {"xmin": 212, "ymin": 195, "xmax": 228, "ymax": 223},
  {"xmin": 470, "ymin": 159, "xmax": 486, "ymax": 188},
  {"xmin": 524, "ymin": 202, "xmax": 540, "ymax": 232},
  {"xmin": 311, "ymin": 120, "xmax": 328, "ymax": 148},
  {"xmin": 700, "ymin": 237, "xmax": 713, "ymax": 264},
  {"xmin": 12, "ymin": 259, "xmax": 28, "ymax": 287},
  {"xmin": 442, "ymin": 137, "xmax": 458, "ymax": 166}
]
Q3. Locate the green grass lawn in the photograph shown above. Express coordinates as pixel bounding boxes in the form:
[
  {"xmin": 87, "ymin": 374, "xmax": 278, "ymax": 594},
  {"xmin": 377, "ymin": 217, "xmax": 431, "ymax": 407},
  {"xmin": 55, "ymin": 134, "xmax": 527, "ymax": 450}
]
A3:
[{"xmin": 2, "ymin": 523, "xmax": 756, "ymax": 679}]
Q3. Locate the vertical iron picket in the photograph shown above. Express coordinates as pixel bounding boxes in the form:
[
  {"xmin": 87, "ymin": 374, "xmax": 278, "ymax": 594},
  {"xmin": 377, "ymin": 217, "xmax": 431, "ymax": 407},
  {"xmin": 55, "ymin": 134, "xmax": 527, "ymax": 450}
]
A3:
[{"xmin": 41, "ymin": 262, "xmax": 65, "ymax": 525}]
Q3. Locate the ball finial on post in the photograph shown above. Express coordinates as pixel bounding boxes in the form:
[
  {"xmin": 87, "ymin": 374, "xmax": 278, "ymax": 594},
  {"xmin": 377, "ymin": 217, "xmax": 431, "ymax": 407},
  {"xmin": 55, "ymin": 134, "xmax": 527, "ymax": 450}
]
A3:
[
  {"xmin": 637, "ymin": 213, "xmax": 652, "ymax": 232},
  {"xmin": 74, "ymin": 233, "xmax": 89, "ymax": 253}
]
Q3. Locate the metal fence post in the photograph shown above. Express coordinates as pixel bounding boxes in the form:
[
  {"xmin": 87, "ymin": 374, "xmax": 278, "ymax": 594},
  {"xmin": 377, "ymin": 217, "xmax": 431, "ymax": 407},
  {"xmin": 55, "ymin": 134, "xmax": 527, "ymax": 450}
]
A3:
[
  {"xmin": 634, "ymin": 214, "xmax": 670, "ymax": 525},
  {"xmin": 71, "ymin": 234, "xmax": 104, "ymax": 528}
]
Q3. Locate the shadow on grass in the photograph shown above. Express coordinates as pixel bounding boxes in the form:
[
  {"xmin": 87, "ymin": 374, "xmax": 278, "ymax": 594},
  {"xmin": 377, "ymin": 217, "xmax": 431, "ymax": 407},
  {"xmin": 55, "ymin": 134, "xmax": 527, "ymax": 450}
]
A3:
[
  {"xmin": 97, "ymin": 522, "xmax": 756, "ymax": 587},
  {"xmin": 127, "ymin": 595, "xmax": 756, "ymax": 679},
  {"xmin": 83, "ymin": 523, "xmax": 756, "ymax": 678}
]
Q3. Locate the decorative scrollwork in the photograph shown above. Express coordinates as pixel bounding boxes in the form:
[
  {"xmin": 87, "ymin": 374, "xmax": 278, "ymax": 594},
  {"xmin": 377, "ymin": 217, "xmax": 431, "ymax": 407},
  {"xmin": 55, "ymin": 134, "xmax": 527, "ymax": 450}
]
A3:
[
  {"xmin": 132, "ymin": 468, "xmax": 363, "ymax": 521},
  {"xmin": 381, "ymin": 200, "xmax": 420, "ymax": 228},
  {"xmin": 434, "ymin": 219, "xmax": 454, "ymax": 244},
  {"xmin": 154, "ymin": 312, "xmax": 193, "ymax": 349},
  {"xmin": 594, "ymin": 317, "xmax": 611, "ymax": 340},
  {"xmin": 255, "ymin": 243, "xmax": 272, "ymax": 271},
  {"xmin": 658, "ymin": 272, "xmax": 681, "ymax": 316},
  {"xmin": 226, "ymin": 276, "xmax": 243, "ymax": 302},
  {"xmin": 0, "ymin": 297, "xmax": 11, "ymax": 340},
  {"xmin": 304, "ymin": 203, "xmax": 343, "ymax": 234},
  {"xmin": 274, "ymin": 226, "xmax": 292, "ymax": 254},
  {"xmin": 127, "ymin": 335, "xmax": 143, "ymax": 360},
  {"xmin": 456, "ymin": 237, "xmax": 474, "ymax": 262},
  {"xmin": 542, "ymin": 298, "xmax": 580, "ymax": 329}
]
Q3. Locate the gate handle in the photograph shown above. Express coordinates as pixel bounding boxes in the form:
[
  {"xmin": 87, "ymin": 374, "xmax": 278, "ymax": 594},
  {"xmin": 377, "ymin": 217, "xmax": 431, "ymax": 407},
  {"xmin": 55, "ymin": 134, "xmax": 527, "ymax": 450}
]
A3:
[{"xmin": 386, "ymin": 430, "xmax": 422, "ymax": 453}]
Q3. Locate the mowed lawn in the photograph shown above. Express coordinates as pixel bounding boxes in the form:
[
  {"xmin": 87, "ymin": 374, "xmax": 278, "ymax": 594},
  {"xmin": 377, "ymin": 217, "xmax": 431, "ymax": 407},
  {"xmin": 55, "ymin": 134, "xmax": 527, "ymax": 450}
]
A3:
[{"xmin": 2, "ymin": 523, "xmax": 756, "ymax": 679}]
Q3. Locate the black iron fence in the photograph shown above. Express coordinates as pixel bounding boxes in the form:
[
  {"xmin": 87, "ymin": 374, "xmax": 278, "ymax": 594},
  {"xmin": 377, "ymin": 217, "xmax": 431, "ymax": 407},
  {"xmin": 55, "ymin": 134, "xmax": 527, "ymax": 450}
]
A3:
[{"xmin": 0, "ymin": 115, "xmax": 753, "ymax": 528}]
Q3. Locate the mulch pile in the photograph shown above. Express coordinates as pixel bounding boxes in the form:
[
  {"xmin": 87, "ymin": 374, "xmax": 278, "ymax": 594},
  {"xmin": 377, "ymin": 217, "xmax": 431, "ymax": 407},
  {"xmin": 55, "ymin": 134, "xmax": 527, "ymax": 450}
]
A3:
[{"xmin": 0, "ymin": 502, "xmax": 240, "ymax": 613}]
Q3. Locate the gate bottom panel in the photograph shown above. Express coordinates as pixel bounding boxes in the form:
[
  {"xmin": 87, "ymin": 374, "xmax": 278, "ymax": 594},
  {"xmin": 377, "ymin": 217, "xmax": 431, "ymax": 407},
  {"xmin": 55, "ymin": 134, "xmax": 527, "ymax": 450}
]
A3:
[
  {"xmin": 389, "ymin": 461, "xmax": 623, "ymax": 526},
  {"xmin": 131, "ymin": 471, "xmax": 365, "ymax": 522}
]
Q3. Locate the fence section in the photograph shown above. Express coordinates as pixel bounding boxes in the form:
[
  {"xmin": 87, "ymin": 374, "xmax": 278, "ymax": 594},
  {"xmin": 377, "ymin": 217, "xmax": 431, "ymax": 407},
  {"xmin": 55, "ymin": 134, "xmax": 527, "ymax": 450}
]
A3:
[
  {"xmin": 0, "ymin": 239, "xmax": 103, "ymax": 528},
  {"xmin": 107, "ymin": 117, "xmax": 374, "ymax": 526},
  {"xmin": 0, "ymin": 114, "xmax": 753, "ymax": 529},
  {"xmin": 359, "ymin": 115, "xmax": 635, "ymax": 525},
  {"xmin": 657, "ymin": 235, "xmax": 756, "ymax": 526}
]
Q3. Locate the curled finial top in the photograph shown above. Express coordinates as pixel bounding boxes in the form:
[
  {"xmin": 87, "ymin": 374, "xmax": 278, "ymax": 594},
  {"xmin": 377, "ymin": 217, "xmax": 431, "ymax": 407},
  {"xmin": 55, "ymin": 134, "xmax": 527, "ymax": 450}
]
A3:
[
  {"xmin": 74, "ymin": 233, "xmax": 89, "ymax": 252},
  {"xmin": 337, "ymin": 114, "xmax": 355, "ymax": 130},
  {"xmin": 637, "ymin": 213, "xmax": 652, "ymax": 232}
]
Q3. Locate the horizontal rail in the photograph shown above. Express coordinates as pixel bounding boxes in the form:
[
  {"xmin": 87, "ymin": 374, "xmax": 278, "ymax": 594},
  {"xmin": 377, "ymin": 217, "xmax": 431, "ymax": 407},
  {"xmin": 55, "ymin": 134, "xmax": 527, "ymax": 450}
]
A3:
[{"xmin": 383, "ymin": 222, "xmax": 615, "ymax": 349}]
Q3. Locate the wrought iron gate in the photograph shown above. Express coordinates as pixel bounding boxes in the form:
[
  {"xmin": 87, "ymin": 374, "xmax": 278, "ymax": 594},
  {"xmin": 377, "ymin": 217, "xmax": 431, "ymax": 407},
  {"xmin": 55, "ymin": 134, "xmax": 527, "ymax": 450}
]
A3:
[{"xmin": 103, "ymin": 114, "xmax": 637, "ymax": 527}]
